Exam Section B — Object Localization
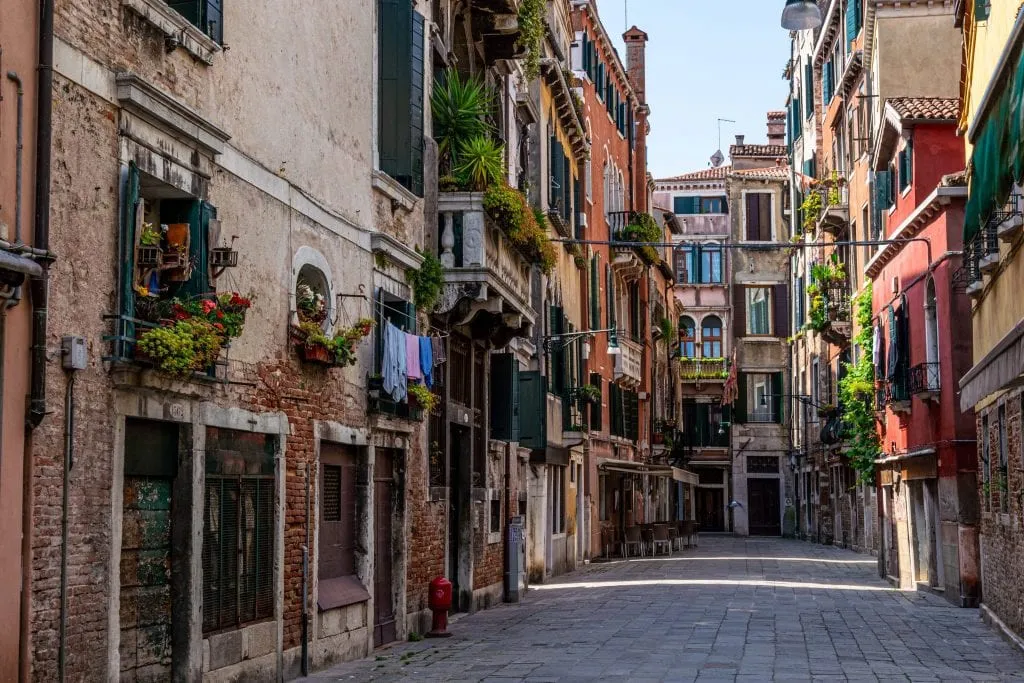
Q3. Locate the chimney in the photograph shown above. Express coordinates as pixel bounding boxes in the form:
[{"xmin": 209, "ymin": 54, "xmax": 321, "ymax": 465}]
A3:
[
  {"xmin": 767, "ymin": 110, "xmax": 786, "ymax": 146},
  {"xmin": 623, "ymin": 26, "xmax": 649, "ymax": 104},
  {"xmin": 735, "ymin": 134, "xmax": 745, "ymax": 147}
]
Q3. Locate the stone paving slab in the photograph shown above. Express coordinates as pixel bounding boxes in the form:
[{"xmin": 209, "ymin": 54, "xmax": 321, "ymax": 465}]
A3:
[{"xmin": 298, "ymin": 537, "xmax": 1024, "ymax": 682}]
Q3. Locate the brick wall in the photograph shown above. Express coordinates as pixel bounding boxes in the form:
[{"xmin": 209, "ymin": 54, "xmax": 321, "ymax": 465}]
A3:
[
  {"xmin": 404, "ymin": 437, "xmax": 445, "ymax": 618},
  {"xmin": 977, "ymin": 392, "xmax": 1024, "ymax": 637}
]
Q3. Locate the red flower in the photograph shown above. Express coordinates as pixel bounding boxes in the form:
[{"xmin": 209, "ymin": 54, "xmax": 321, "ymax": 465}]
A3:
[
  {"xmin": 202, "ymin": 299, "xmax": 217, "ymax": 314},
  {"xmin": 216, "ymin": 310, "xmax": 224, "ymax": 319},
  {"xmin": 213, "ymin": 322, "xmax": 225, "ymax": 331}
]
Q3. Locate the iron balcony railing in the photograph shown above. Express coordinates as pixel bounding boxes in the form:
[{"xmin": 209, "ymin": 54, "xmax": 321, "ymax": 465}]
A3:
[
  {"xmin": 678, "ymin": 357, "xmax": 729, "ymax": 381},
  {"xmin": 908, "ymin": 362, "xmax": 940, "ymax": 396}
]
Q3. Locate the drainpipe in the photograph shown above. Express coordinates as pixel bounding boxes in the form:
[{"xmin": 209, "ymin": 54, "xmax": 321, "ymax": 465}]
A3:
[
  {"xmin": 58, "ymin": 373, "xmax": 76, "ymax": 683},
  {"xmin": 6, "ymin": 71, "xmax": 24, "ymax": 244},
  {"xmin": 28, "ymin": 0, "xmax": 54, "ymax": 429}
]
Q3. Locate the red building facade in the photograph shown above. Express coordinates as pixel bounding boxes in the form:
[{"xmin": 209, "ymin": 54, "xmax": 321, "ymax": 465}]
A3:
[{"xmin": 868, "ymin": 98, "xmax": 979, "ymax": 603}]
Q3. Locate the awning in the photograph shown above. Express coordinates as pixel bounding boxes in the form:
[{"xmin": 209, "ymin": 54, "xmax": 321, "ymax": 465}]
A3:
[
  {"xmin": 672, "ymin": 467, "xmax": 699, "ymax": 485},
  {"xmin": 959, "ymin": 316, "xmax": 1024, "ymax": 409},
  {"xmin": 964, "ymin": 19, "xmax": 1024, "ymax": 241},
  {"xmin": 596, "ymin": 458, "xmax": 673, "ymax": 478}
]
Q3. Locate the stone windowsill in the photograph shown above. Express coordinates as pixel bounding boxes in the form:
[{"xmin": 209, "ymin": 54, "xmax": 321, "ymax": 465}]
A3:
[
  {"xmin": 122, "ymin": 0, "xmax": 221, "ymax": 65},
  {"xmin": 372, "ymin": 170, "xmax": 419, "ymax": 212}
]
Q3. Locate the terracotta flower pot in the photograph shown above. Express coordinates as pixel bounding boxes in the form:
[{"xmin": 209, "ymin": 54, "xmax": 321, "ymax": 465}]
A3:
[{"xmin": 300, "ymin": 343, "xmax": 332, "ymax": 364}]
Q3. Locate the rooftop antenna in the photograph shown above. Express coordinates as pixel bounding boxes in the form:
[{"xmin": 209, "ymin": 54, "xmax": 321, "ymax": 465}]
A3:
[
  {"xmin": 624, "ymin": 0, "xmax": 628, "ymax": 30},
  {"xmin": 712, "ymin": 118, "xmax": 735, "ymax": 167}
]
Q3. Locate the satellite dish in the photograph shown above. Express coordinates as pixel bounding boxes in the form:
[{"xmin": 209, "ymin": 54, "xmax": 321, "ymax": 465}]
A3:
[{"xmin": 710, "ymin": 150, "xmax": 725, "ymax": 167}]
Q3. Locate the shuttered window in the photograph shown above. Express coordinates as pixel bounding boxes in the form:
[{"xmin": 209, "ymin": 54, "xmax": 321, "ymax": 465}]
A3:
[
  {"xmin": 166, "ymin": 0, "xmax": 223, "ymax": 43},
  {"xmin": 203, "ymin": 428, "xmax": 276, "ymax": 634},
  {"xmin": 846, "ymin": 0, "xmax": 862, "ymax": 50},
  {"xmin": 746, "ymin": 287, "xmax": 772, "ymax": 336},
  {"xmin": 490, "ymin": 353, "xmax": 520, "ymax": 442},
  {"xmin": 605, "ymin": 264, "xmax": 616, "ymax": 330},
  {"xmin": 378, "ymin": 0, "xmax": 425, "ymax": 196},
  {"xmin": 898, "ymin": 137, "xmax": 913, "ymax": 191},
  {"xmin": 804, "ymin": 63, "xmax": 814, "ymax": 118},
  {"xmin": 518, "ymin": 371, "xmax": 547, "ymax": 450},
  {"xmin": 589, "ymin": 373, "xmax": 603, "ymax": 431},
  {"xmin": 822, "ymin": 61, "xmax": 834, "ymax": 105},
  {"xmin": 590, "ymin": 255, "xmax": 601, "ymax": 327},
  {"xmin": 744, "ymin": 193, "xmax": 773, "ymax": 241}
]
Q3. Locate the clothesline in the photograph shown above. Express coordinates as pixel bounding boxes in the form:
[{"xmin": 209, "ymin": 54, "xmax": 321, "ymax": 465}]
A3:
[
  {"xmin": 380, "ymin": 320, "xmax": 447, "ymax": 403},
  {"xmin": 372, "ymin": 298, "xmax": 450, "ymax": 339}
]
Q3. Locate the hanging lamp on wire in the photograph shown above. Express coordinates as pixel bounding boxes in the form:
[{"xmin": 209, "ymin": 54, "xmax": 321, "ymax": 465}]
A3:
[{"xmin": 781, "ymin": 0, "xmax": 823, "ymax": 30}]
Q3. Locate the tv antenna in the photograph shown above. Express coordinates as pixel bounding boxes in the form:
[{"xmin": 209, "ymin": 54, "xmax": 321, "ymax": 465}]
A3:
[{"xmin": 711, "ymin": 118, "xmax": 735, "ymax": 167}]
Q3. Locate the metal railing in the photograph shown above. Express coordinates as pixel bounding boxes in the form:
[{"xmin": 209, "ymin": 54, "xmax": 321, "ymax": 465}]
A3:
[
  {"xmin": 678, "ymin": 357, "xmax": 729, "ymax": 381},
  {"xmin": 908, "ymin": 362, "xmax": 940, "ymax": 396}
]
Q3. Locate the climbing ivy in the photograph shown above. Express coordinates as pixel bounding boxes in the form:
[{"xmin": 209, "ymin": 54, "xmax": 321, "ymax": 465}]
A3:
[
  {"xmin": 839, "ymin": 283, "xmax": 881, "ymax": 484},
  {"xmin": 407, "ymin": 250, "xmax": 445, "ymax": 313},
  {"xmin": 518, "ymin": 0, "xmax": 545, "ymax": 80}
]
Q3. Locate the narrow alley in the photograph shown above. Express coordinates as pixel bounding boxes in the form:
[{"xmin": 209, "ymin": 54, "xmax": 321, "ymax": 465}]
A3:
[{"xmin": 301, "ymin": 536, "xmax": 1024, "ymax": 682}]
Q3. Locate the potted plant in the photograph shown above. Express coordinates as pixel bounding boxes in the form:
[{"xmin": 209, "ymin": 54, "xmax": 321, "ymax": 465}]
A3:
[
  {"xmin": 408, "ymin": 383, "xmax": 439, "ymax": 414},
  {"xmin": 296, "ymin": 281, "xmax": 328, "ymax": 324},
  {"xmin": 138, "ymin": 222, "xmax": 162, "ymax": 267},
  {"xmin": 291, "ymin": 318, "xmax": 375, "ymax": 367},
  {"xmin": 577, "ymin": 383, "xmax": 601, "ymax": 405}
]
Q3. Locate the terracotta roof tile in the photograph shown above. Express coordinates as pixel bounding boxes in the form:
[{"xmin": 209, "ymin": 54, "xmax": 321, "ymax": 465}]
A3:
[
  {"xmin": 888, "ymin": 97, "xmax": 959, "ymax": 122},
  {"xmin": 657, "ymin": 165, "xmax": 731, "ymax": 182},
  {"xmin": 731, "ymin": 166, "xmax": 790, "ymax": 180},
  {"xmin": 729, "ymin": 144, "xmax": 788, "ymax": 158}
]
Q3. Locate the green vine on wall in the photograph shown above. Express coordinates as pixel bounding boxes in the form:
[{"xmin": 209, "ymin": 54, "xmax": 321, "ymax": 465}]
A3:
[
  {"xmin": 407, "ymin": 250, "xmax": 445, "ymax": 312},
  {"xmin": 838, "ymin": 283, "xmax": 881, "ymax": 483},
  {"xmin": 518, "ymin": 0, "xmax": 545, "ymax": 80}
]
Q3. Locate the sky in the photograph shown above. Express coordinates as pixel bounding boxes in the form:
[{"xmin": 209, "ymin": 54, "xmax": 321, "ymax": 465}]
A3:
[{"xmin": 596, "ymin": 0, "xmax": 792, "ymax": 179}]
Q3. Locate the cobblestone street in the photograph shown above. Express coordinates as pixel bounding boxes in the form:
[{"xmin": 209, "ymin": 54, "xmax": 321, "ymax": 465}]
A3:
[{"xmin": 302, "ymin": 537, "xmax": 1024, "ymax": 682}]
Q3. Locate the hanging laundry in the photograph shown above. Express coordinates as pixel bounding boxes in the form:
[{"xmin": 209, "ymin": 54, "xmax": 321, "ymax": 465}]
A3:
[
  {"xmin": 432, "ymin": 336, "xmax": 447, "ymax": 366},
  {"xmin": 406, "ymin": 332, "xmax": 422, "ymax": 381},
  {"xmin": 382, "ymin": 321, "xmax": 407, "ymax": 402},
  {"xmin": 419, "ymin": 336, "xmax": 433, "ymax": 388},
  {"xmin": 872, "ymin": 324, "xmax": 881, "ymax": 374}
]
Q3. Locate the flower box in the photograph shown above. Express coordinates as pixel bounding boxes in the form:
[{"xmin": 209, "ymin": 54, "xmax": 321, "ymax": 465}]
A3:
[{"xmin": 299, "ymin": 342, "xmax": 333, "ymax": 365}]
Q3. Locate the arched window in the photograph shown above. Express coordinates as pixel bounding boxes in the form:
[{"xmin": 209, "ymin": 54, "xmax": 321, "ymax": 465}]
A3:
[
  {"xmin": 679, "ymin": 316, "xmax": 696, "ymax": 358},
  {"xmin": 702, "ymin": 315, "xmax": 723, "ymax": 358},
  {"xmin": 603, "ymin": 161, "xmax": 611, "ymax": 210},
  {"xmin": 924, "ymin": 277, "xmax": 939, "ymax": 367}
]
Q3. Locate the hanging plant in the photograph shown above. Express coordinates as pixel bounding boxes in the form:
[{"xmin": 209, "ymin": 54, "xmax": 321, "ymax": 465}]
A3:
[
  {"xmin": 800, "ymin": 190, "xmax": 822, "ymax": 234},
  {"xmin": 617, "ymin": 212, "xmax": 663, "ymax": 266},
  {"xmin": 291, "ymin": 318, "xmax": 375, "ymax": 367},
  {"xmin": 407, "ymin": 250, "xmax": 445, "ymax": 312},
  {"xmin": 517, "ymin": 0, "xmax": 545, "ymax": 80},
  {"xmin": 838, "ymin": 284, "xmax": 881, "ymax": 483},
  {"xmin": 658, "ymin": 317, "xmax": 675, "ymax": 342},
  {"xmin": 408, "ymin": 383, "xmax": 440, "ymax": 413},
  {"xmin": 483, "ymin": 184, "xmax": 556, "ymax": 274}
]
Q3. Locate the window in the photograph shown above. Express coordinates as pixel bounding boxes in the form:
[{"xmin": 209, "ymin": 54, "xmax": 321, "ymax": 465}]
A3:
[
  {"xmin": 999, "ymin": 404, "xmax": 1008, "ymax": 513},
  {"xmin": 887, "ymin": 162, "xmax": 898, "ymax": 208},
  {"xmin": 822, "ymin": 60, "xmax": 834, "ymax": 105},
  {"xmin": 628, "ymin": 281, "xmax": 642, "ymax": 341},
  {"xmin": 795, "ymin": 275, "xmax": 805, "ymax": 329},
  {"xmin": 490, "ymin": 498, "xmax": 501, "ymax": 533},
  {"xmin": 701, "ymin": 316, "xmax": 723, "ymax": 358},
  {"xmin": 599, "ymin": 474, "xmax": 607, "ymax": 521},
  {"xmin": 811, "ymin": 358, "xmax": 820, "ymax": 423},
  {"xmin": 679, "ymin": 316, "xmax": 696, "ymax": 358},
  {"xmin": 746, "ymin": 372, "xmax": 783, "ymax": 423},
  {"xmin": 700, "ymin": 246, "xmax": 723, "ymax": 283},
  {"xmin": 744, "ymin": 192, "xmax": 773, "ymax": 241},
  {"xmin": 924, "ymin": 278, "xmax": 939, "ymax": 366},
  {"xmin": 982, "ymin": 415, "xmax": 991, "ymax": 511},
  {"xmin": 590, "ymin": 255, "xmax": 601, "ymax": 328},
  {"xmin": 673, "ymin": 196, "xmax": 727, "ymax": 215},
  {"xmin": 203, "ymin": 428, "xmax": 276, "ymax": 633},
  {"xmin": 166, "ymin": 0, "xmax": 223, "ymax": 43},
  {"xmin": 589, "ymin": 373, "xmax": 603, "ymax": 431},
  {"xmin": 551, "ymin": 466, "xmax": 566, "ymax": 534},
  {"xmin": 378, "ymin": 0, "xmax": 425, "ymax": 196},
  {"xmin": 676, "ymin": 245, "xmax": 696, "ymax": 284},
  {"xmin": 804, "ymin": 63, "xmax": 814, "ymax": 119},
  {"xmin": 676, "ymin": 245, "xmax": 723, "ymax": 284},
  {"xmin": 976, "ymin": 0, "xmax": 990, "ymax": 21},
  {"xmin": 898, "ymin": 137, "xmax": 913, "ymax": 191},
  {"xmin": 585, "ymin": 145, "xmax": 593, "ymax": 200},
  {"xmin": 846, "ymin": 0, "xmax": 862, "ymax": 50},
  {"xmin": 746, "ymin": 287, "xmax": 772, "ymax": 335}
]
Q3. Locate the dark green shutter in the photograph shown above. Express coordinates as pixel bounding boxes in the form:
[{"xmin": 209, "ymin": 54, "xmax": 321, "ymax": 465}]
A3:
[
  {"xmin": 518, "ymin": 371, "xmax": 547, "ymax": 450},
  {"xmin": 846, "ymin": 0, "xmax": 859, "ymax": 48},
  {"xmin": 562, "ymin": 153, "xmax": 572, "ymax": 221},
  {"xmin": 550, "ymin": 305, "xmax": 564, "ymax": 395},
  {"xmin": 410, "ymin": 10, "xmax": 425, "ymax": 196},
  {"xmin": 605, "ymin": 264, "xmax": 615, "ymax": 330},
  {"xmin": 572, "ymin": 173, "xmax": 581, "ymax": 238},
  {"xmin": 734, "ymin": 374, "xmax": 748, "ymax": 424},
  {"xmin": 804, "ymin": 63, "xmax": 814, "ymax": 118},
  {"xmin": 589, "ymin": 373, "xmax": 603, "ymax": 431},
  {"xmin": 771, "ymin": 372, "xmax": 784, "ymax": 424},
  {"xmin": 976, "ymin": 1, "xmax": 990, "ymax": 20},
  {"xmin": 873, "ymin": 170, "xmax": 890, "ymax": 237},
  {"xmin": 590, "ymin": 255, "xmax": 600, "ymax": 326},
  {"xmin": 491, "ymin": 354, "xmax": 520, "ymax": 442},
  {"xmin": 161, "ymin": 199, "xmax": 208, "ymax": 299},
  {"xmin": 119, "ymin": 162, "xmax": 141, "ymax": 352}
]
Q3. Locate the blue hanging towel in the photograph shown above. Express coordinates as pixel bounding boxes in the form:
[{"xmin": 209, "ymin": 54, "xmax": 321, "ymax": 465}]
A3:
[
  {"xmin": 419, "ymin": 336, "xmax": 433, "ymax": 388},
  {"xmin": 382, "ymin": 321, "xmax": 407, "ymax": 402}
]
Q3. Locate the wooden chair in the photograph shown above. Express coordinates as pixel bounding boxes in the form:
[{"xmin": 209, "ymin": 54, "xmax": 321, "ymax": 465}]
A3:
[
  {"xmin": 623, "ymin": 525, "xmax": 644, "ymax": 558},
  {"xmin": 653, "ymin": 524, "xmax": 671, "ymax": 556},
  {"xmin": 667, "ymin": 524, "xmax": 680, "ymax": 551}
]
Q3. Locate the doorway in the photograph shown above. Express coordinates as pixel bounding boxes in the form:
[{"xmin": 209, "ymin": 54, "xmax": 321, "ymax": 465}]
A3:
[
  {"xmin": 748, "ymin": 478, "xmax": 782, "ymax": 536},
  {"xmin": 373, "ymin": 449, "xmax": 397, "ymax": 647},
  {"xmin": 696, "ymin": 487, "xmax": 724, "ymax": 531},
  {"xmin": 448, "ymin": 425, "xmax": 471, "ymax": 611}
]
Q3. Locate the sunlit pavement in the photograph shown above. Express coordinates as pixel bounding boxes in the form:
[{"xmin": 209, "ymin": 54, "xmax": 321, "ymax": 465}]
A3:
[{"xmin": 300, "ymin": 536, "xmax": 1024, "ymax": 682}]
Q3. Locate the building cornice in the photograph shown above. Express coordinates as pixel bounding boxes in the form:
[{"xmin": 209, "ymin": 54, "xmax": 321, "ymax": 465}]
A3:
[{"xmin": 863, "ymin": 186, "xmax": 968, "ymax": 278}]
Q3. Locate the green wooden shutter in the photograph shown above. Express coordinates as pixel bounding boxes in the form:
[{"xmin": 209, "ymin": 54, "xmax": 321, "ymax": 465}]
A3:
[
  {"xmin": 605, "ymin": 264, "xmax": 615, "ymax": 330},
  {"xmin": 804, "ymin": 63, "xmax": 814, "ymax": 118},
  {"xmin": 572, "ymin": 173, "xmax": 581, "ymax": 238},
  {"xmin": 378, "ymin": 0, "xmax": 414, "ymax": 193},
  {"xmin": 410, "ymin": 10, "xmax": 425, "ymax": 196},
  {"xmin": 976, "ymin": 0, "xmax": 990, "ymax": 20},
  {"xmin": 118, "ymin": 162, "xmax": 141, "ymax": 353},
  {"xmin": 161, "ymin": 199, "xmax": 207, "ymax": 299},
  {"xmin": 562, "ymin": 152, "xmax": 572, "ymax": 221},
  {"xmin": 589, "ymin": 372, "xmax": 603, "ymax": 431},
  {"xmin": 550, "ymin": 305, "xmax": 565, "ymax": 395},
  {"xmin": 518, "ymin": 371, "xmax": 547, "ymax": 449},
  {"xmin": 771, "ymin": 372, "xmax": 784, "ymax": 424},
  {"xmin": 590, "ymin": 255, "xmax": 600, "ymax": 326},
  {"xmin": 491, "ymin": 354, "xmax": 520, "ymax": 442},
  {"xmin": 846, "ymin": 0, "xmax": 859, "ymax": 49},
  {"xmin": 734, "ymin": 374, "xmax": 748, "ymax": 424}
]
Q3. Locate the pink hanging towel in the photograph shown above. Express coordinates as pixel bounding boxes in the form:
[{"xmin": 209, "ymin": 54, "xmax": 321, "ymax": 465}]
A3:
[{"xmin": 405, "ymin": 332, "xmax": 422, "ymax": 380}]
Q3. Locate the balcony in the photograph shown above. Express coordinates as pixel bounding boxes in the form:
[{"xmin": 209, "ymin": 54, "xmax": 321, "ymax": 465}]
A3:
[
  {"xmin": 437, "ymin": 192, "xmax": 535, "ymax": 345},
  {"xmin": 613, "ymin": 337, "xmax": 643, "ymax": 388},
  {"xmin": 679, "ymin": 357, "xmax": 729, "ymax": 383},
  {"xmin": 963, "ymin": 218, "xmax": 999, "ymax": 298},
  {"xmin": 883, "ymin": 374, "xmax": 911, "ymax": 414},
  {"xmin": 806, "ymin": 264, "xmax": 852, "ymax": 346},
  {"xmin": 816, "ymin": 178, "xmax": 850, "ymax": 237},
  {"xmin": 608, "ymin": 211, "xmax": 661, "ymax": 276},
  {"xmin": 908, "ymin": 362, "xmax": 940, "ymax": 401},
  {"xmin": 995, "ymin": 194, "xmax": 1023, "ymax": 242}
]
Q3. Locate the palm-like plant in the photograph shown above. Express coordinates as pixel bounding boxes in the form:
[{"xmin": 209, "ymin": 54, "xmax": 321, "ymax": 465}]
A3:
[
  {"xmin": 453, "ymin": 136, "xmax": 505, "ymax": 191},
  {"xmin": 432, "ymin": 69, "xmax": 494, "ymax": 172}
]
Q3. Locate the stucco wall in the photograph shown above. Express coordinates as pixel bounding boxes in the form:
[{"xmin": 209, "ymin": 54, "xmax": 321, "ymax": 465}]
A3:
[{"xmin": 876, "ymin": 11, "xmax": 961, "ymax": 102}]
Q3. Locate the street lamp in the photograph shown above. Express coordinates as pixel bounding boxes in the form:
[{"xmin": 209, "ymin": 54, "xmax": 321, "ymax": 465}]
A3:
[
  {"xmin": 544, "ymin": 325, "xmax": 620, "ymax": 357},
  {"xmin": 781, "ymin": 0, "xmax": 823, "ymax": 30}
]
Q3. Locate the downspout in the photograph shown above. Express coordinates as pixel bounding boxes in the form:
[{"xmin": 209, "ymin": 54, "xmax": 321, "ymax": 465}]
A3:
[
  {"xmin": 58, "ymin": 374, "xmax": 75, "ymax": 683},
  {"xmin": 28, "ymin": 0, "xmax": 54, "ymax": 428},
  {"xmin": 6, "ymin": 71, "xmax": 24, "ymax": 244}
]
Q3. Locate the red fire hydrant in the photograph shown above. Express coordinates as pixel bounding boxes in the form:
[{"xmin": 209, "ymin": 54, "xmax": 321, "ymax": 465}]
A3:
[{"xmin": 427, "ymin": 576, "xmax": 453, "ymax": 638}]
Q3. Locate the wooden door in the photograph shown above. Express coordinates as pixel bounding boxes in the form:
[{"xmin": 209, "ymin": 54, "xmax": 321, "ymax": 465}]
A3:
[
  {"xmin": 748, "ymin": 478, "xmax": 782, "ymax": 536},
  {"xmin": 373, "ymin": 449, "xmax": 397, "ymax": 647},
  {"xmin": 696, "ymin": 488, "xmax": 724, "ymax": 532},
  {"xmin": 320, "ymin": 444, "xmax": 357, "ymax": 579}
]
